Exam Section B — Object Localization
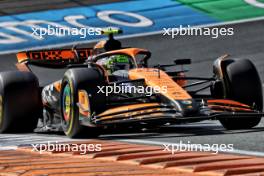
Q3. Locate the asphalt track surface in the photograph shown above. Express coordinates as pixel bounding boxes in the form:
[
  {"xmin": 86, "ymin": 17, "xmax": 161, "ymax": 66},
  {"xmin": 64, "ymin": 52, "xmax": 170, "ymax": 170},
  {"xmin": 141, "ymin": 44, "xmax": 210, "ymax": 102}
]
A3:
[{"xmin": 1, "ymin": 0, "xmax": 264, "ymax": 156}]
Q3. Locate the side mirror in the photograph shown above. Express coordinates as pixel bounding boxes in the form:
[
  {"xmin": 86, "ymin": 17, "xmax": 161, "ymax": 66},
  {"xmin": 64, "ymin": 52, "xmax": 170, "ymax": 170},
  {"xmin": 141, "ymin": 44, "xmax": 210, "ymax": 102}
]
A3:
[{"xmin": 174, "ymin": 59, "xmax": 191, "ymax": 65}]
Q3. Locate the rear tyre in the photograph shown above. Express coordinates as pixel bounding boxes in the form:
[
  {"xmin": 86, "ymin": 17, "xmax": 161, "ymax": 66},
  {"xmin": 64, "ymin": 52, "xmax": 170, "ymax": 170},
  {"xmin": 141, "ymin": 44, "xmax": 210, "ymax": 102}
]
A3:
[
  {"xmin": 61, "ymin": 68, "xmax": 106, "ymax": 138},
  {"xmin": 218, "ymin": 59, "xmax": 262, "ymax": 129},
  {"xmin": 0, "ymin": 71, "xmax": 42, "ymax": 133}
]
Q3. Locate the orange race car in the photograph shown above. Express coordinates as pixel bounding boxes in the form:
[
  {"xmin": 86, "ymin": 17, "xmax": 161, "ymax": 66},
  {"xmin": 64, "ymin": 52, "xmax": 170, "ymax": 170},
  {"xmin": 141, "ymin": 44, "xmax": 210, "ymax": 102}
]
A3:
[{"xmin": 0, "ymin": 29, "xmax": 263, "ymax": 138}]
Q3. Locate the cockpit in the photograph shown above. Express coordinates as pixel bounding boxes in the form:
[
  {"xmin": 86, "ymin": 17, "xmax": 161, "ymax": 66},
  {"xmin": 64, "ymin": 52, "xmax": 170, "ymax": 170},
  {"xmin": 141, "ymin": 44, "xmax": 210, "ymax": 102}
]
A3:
[{"xmin": 96, "ymin": 54, "xmax": 135, "ymax": 75}]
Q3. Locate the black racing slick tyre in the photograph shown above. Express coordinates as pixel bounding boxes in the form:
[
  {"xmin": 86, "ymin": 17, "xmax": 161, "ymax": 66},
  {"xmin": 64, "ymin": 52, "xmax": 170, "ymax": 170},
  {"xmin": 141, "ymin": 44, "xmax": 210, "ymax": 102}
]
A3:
[
  {"xmin": 218, "ymin": 59, "xmax": 263, "ymax": 130},
  {"xmin": 61, "ymin": 68, "xmax": 106, "ymax": 138},
  {"xmin": 0, "ymin": 71, "xmax": 42, "ymax": 133}
]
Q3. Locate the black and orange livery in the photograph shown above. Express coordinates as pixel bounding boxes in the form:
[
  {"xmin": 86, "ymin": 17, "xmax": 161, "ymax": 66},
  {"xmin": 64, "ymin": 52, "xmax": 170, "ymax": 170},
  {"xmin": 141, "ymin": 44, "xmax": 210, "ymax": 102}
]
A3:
[{"xmin": 0, "ymin": 30, "xmax": 263, "ymax": 137}]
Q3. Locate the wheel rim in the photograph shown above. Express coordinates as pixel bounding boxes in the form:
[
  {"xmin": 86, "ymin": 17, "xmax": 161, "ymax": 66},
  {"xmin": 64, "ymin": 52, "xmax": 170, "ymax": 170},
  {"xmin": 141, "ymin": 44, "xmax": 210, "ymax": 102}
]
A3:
[{"xmin": 62, "ymin": 84, "xmax": 72, "ymax": 122}]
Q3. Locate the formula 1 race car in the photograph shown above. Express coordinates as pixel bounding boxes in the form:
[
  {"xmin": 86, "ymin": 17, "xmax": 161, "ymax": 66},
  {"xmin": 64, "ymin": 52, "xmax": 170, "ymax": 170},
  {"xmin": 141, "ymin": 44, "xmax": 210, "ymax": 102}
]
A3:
[{"xmin": 0, "ymin": 29, "xmax": 263, "ymax": 138}]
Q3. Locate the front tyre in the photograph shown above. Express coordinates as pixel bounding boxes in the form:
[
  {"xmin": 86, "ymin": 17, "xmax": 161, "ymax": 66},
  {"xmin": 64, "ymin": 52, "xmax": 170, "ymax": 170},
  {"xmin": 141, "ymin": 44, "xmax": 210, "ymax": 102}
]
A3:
[
  {"xmin": 217, "ymin": 59, "xmax": 263, "ymax": 129},
  {"xmin": 61, "ymin": 68, "xmax": 106, "ymax": 138}
]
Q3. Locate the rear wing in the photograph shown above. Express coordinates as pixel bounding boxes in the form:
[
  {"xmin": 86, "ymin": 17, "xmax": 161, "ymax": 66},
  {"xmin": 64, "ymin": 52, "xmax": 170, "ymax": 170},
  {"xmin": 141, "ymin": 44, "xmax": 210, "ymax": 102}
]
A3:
[{"xmin": 16, "ymin": 48, "xmax": 94, "ymax": 68}]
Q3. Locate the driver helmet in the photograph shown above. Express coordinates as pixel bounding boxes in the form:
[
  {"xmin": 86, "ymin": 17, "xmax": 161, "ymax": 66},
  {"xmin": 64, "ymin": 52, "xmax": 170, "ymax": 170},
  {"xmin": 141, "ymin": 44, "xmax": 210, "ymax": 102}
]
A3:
[{"xmin": 104, "ymin": 55, "xmax": 130, "ymax": 74}]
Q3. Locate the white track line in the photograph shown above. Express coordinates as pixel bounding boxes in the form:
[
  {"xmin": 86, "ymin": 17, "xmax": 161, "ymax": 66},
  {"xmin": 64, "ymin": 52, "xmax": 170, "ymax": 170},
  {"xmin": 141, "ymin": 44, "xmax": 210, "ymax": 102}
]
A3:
[
  {"xmin": 1, "ymin": 16, "xmax": 264, "ymax": 55},
  {"xmin": 118, "ymin": 139, "xmax": 264, "ymax": 157},
  {"xmin": 0, "ymin": 146, "xmax": 18, "ymax": 150}
]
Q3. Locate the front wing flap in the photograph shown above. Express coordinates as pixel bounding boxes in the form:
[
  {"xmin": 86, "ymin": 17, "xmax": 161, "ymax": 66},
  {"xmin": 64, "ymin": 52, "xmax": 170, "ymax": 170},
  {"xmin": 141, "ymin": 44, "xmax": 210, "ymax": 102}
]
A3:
[{"xmin": 92, "ymin": 100, "xmax": 264, "ymax": 125}]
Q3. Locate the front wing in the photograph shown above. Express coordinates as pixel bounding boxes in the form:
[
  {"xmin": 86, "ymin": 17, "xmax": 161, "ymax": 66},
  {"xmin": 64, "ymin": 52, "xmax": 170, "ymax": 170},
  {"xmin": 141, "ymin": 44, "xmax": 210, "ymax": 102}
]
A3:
[{"xmin": 90, "ymin": 100, "xmax": 264, "ymax": 126}]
